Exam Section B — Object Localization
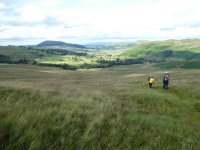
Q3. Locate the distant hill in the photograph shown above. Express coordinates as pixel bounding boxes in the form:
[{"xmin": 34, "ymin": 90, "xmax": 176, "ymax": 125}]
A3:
[
  {"xmin": 36, "ymin": 40, "xmax": 86, "ymax": 49},
  {"xmin": 122, "ymin": 39, "xmax": 200, "ymax": 59},
  {"xmin": 123, "ymin": 39, "xmax": 200, "ymax": 58},
  {"xmin": 0, "ymin": 46, "xmax": 36, "ymax": 60},
  {"xmin": 0, "ymin": 45, "xmax": 87, "ymax": 65},
  {"xmin": 120, "ymin": 39, "xmax": 200, "ymax": 69},
  {"xmin": 86, "ymin": 42, "xmax": 136, "ymax": 50}
]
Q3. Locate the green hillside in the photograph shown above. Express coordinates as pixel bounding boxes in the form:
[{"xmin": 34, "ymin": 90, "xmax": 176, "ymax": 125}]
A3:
[
  {"xmin": 123, "ymin": 39, "xmax": 200, "ymax": 58},
  {"xmin": 0, "ymin": 44, "xmax": 122, "ymax": 69},
  {"xmin": 0, "ymin": 64, "xmax": 200, "ymax": 149},
  {"xmin": 121, "ymin": 39, "xmax": 200, "ymax": 69},
  {"xmin": 0, "ymin": 46, "xmax": 41, "ymax": 64},
  {"xmin": 0, "ymin": 45, "xmax": 88, "ymax": 67},
  {"xmin": 0, "ymin": 46, "xmax": 36, "ymax": 60}
]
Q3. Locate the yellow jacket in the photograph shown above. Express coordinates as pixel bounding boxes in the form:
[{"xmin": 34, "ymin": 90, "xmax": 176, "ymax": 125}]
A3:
[{"xmin": 149, "ymin": 77, "xmax": 155, "ymax": 83}]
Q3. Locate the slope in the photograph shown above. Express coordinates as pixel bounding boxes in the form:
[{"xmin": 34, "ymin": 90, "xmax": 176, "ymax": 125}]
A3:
[
  {"xmin": 0, "ymin": 64, "xmax": 200, "ymax": 149},
  {"xmin": 36, "ymin": 40, "xmax": 86, "ymax": 49},
  {"xmin": 122, "ymin": 39, "xmax": 200, "ymax": 68}
]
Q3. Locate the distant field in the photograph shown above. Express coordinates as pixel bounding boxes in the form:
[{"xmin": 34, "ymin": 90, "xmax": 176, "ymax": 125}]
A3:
[{"xmin": 0, "ymin": 64, "xmax": 200, "ymax": 149}]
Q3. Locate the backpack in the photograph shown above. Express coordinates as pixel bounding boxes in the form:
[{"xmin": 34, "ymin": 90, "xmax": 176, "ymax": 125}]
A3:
[{"xmin": 164, "ymin": 74, "xmax": 169, "ymax": 81}]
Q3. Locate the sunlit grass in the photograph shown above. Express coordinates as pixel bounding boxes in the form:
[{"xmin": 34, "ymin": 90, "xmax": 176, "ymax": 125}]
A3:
[{"xmin": 36, "ymin": 55, "xmax": 99, "ymax": 66}]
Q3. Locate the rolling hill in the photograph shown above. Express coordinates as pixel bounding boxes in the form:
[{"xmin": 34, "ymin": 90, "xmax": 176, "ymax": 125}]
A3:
[
  {"xmin": 36, "ymin": 40, "xmax": 86, "ymax": 49},
  {"xmin": 0, "ymin": 45, "xmax": 87, "ymax": 67},
  {"xmin": 123, "ymin": 39, "xmax": 200, "ymax": 58},
  {"xmin": 0, "ymin": 46, "xmax": 39, "ymax": 64},
  {"xmin": 121, "ymin": 39, "xmax": 200, "ymax": 68}
]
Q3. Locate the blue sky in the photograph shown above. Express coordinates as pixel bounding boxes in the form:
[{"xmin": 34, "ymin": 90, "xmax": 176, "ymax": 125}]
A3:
[{"xmin": 0, "ymin": 0, "xmax": 200, "ymax": 45}]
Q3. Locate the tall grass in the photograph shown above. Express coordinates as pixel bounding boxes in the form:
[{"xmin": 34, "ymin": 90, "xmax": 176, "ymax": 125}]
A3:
[{"xmin": 0, "ymin": 64, "xmax": 200, "ymax": 149}]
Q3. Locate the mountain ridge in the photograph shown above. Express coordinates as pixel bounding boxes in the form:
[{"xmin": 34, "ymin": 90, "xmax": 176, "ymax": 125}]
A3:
[{"xmin": 36, "ymin": 40, "xmax": 86, "ymax": 49}]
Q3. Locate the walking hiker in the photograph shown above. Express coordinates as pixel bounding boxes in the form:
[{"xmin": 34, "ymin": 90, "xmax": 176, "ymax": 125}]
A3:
[
  {"xmin": 148, "ymin": 75, "xmax": 155, "ymax": 88},
  {"xmin": 163, "ymin": 72, "xmax": 170, "ymax": 89}
]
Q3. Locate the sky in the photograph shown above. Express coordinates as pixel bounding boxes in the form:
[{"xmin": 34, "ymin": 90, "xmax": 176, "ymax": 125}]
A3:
[{"xmin": 0, "ymin": 0, "xmax": 200, "ymax": 45}]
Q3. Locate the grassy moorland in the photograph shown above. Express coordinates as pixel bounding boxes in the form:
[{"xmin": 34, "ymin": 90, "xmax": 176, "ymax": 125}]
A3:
[{"xmin": 0, "ymin": 64, "xmax": 200, "ymax": 149}]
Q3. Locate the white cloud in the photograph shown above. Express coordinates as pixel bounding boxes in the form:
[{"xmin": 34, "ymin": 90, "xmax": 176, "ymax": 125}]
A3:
[
  {"xmin": 1, "ymin": 0, "xmax": 200, "ymax": 45},
  {"xmin": 19, "ymin": 4, "xmax": 47, "ymax": 23},
  {"xmin": 0, "ymin": 2, "xmax": 5, "ymax": 9}
]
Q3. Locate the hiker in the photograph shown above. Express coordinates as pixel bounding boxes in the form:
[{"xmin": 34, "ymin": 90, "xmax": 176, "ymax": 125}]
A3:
[
  {"xmin": 148, "ymin": 75, "xmax": 155, "ymax": 88},
  {"xmin": 163, "ymin": 72, "xmax": 170, "ymax": 89}
]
